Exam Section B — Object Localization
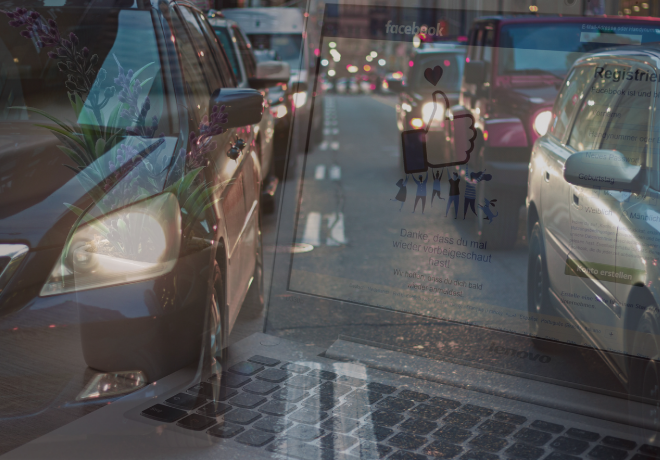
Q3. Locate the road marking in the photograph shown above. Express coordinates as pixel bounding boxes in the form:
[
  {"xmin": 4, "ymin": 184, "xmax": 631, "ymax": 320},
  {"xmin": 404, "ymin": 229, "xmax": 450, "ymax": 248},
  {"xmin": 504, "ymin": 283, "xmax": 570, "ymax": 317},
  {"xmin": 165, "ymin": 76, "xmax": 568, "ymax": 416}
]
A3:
[
  {"xmin": 301, "ymin": 212, "xmax": 321, "ymax": 246},
  {"xmin": 329, "ymin": 165, "xmax": 341, "ymax": 180},
  {"xmin": 330, "ymin": 141, "xmax": 339, "ymax": 150},
  {"xmin": 326, "ymin": 213, "xmax": 346, "ymax": 246},
  {"xmin": 315, "ymin": 164, "xmax": 326, "ymax": 180},
  {"xmin": 320, "ymin": 141, "xmax": 328, "ymax": 151}
]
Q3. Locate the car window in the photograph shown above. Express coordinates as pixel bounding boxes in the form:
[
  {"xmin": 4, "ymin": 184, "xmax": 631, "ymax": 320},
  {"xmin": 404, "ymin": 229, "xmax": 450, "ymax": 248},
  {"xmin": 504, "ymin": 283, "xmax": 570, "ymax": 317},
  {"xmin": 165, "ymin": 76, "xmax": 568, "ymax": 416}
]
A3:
[
  {"xmin": 178, "ymin": 6, "xmax": 223, "ymax": 91},
  {"xmin": 196, "ymin": 13, "xmax": 237, "ymax": 88},
  {"xmin": 550, "ymin": 65, "xmax": 594, "ymax": 141},
  {"xmin": 215, "ymin": 26, "xmax": 243, "ymax": 82},
  {"xmin": 568, "ymin": 65, "xmax": 626, "ymax": 152},
  {"xmin": 233, "ymin": 27, "xmax": 257, "ymax": 80}
]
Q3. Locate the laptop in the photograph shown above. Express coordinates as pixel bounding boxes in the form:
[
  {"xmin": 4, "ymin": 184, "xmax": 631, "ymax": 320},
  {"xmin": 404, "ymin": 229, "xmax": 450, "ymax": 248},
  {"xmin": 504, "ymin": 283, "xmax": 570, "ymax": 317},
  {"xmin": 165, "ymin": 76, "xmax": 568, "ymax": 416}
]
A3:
[{"xmin": 4, "ymin": 1, "xmax": 660, "ymax": 459}]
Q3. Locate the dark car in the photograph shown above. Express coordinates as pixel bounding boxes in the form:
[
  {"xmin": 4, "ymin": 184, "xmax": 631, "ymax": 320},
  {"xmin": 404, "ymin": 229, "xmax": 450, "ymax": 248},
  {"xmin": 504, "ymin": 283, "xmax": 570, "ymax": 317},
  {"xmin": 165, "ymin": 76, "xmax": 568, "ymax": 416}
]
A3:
[
  {"xmin": 0, "ymin": 0, "xmax": 286, "ymax": 392},
  {"xmin": 448, "ymin": 15, "xmax": 660, "ymax": 249}
]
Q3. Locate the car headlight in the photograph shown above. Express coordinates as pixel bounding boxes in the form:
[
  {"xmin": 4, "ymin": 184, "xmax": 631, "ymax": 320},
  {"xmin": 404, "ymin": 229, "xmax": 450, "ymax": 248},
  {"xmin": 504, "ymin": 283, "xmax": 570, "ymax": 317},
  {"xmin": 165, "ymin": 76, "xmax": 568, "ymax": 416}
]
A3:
[
  {"xmin": 273, "ymin": 104, "xmax": 288, "ymax": 119},
  {"xmin": 40, "ymin": 193, "xmax": 181, "ymax": 296},
  {"xmin": 422, "ymin": 101, "xmax": 445, "ymax": 124},
  {"xmin": 293, "ymin": 91, "xmax": 307, "ymax": 108},
  {"xmin": 533, "ymin": 110, "xmax": 552, "ymax": 136}
]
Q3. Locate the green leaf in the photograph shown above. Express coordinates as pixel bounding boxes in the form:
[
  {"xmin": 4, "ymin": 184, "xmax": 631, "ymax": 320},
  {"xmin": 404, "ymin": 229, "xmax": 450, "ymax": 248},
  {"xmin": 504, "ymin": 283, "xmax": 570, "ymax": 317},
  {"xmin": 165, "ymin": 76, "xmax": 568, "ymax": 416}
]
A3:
[
  {"xmin": 57, "ymin": 145, "xmax": 86, "ymax": 168},
  {"xmin": 95, "ymin": 138, "xmax": 107, "ymax": 158},
  {"xmin": 139, "ymin": 77, "xmax": 153, "ymax": 89},
  {"xmin": 15, "ymin": 107, "xmax": 74, "ymax": 132},
  {"xmin": 34, "ymin": 124, "xmax": 87, "ymax": 150},
  {"xmin": 107, "ymin": 104, "xmax": 121, "ymax": 131},
  {"xmin": 131, "ymin": 62, "xmax": 155, "ymax": 83}
]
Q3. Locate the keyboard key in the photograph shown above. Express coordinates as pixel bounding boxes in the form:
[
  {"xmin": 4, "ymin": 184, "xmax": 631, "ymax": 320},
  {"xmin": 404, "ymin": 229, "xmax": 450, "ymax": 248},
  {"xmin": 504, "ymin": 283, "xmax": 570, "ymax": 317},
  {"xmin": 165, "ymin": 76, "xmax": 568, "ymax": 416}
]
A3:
[
  {"xmin": 550, "ymin": 437, "xmax": 589, "ymax": 455},
  {"xmin": 640, "ymin": 445, "xmax": 660, "ymax": 457},
  {"xmin": 531, "ymin": 420, "xmax": 564, "ymax": 434},
  {"xmin": 289, "ymin": 407, "xmax": 328, "ymax": 424},
  {"xmin": 461, "ymin": 404, "xmax": 493, "ymax": 418},
  {"xmin": 478, "ymin": 419, "xmax": 516, "ymax": 437},
  {"xmin": 281, "ymin": 363, "xmax": 311, "ymax": 374},
  {"xmin": 229, "ymin": 392, "xmax": 266, "ymax": 409},
  {"xmin": 409, "ymin": 404, "xmax": 445, "ymax": 420},
  {"xmin": 229, "ymin": 361, "xmax": 264, "ymax": 376},
  {"xmin": 389, "ymin": 432, "xmax": 428, "ymax": 450},
  {"xmin": 258, "ymin": 400, "xmax": 297, "ymax": 416},
  {"xmin": 285, "ymin": 423, "xmax": 325, "ymax": 441},
  {"xmin": 368, "ymin": 409, "xmax": 404, "ymax": 427},
  {"xmin": 603, "ymin": 436, "xmax": 636, "ymax": 450},
  {"xmin": 444, "ymin": 411, "xmax": 481, "ymax": 429},
  {"xmin": 355, "ymin": 424, "xmax": 394, "ymax": 442},
  {"xmin": 367, "ymin": 382, "xmax": 397, "ymax": 394},
  {"xmin": 506, "ymin": 443, "xmax": 545, "ymax": 460},
  {"xmin": 321, "ymin": 416, "xmax": 361, "ymax": 433},
  {"xmin": 177, "ymin": 414, "xmax": 217, "ymax": 431},
  {"xmin": 514, "ymin": 428, "xmax": 553, "ymax": 446},
  {"xmin": 566, "ymin": 428, "xmax": 600, "ymax": 442},
  {"xmin": 399, "ymin": 417, "xmax": 437, "ymax": 436},
  {"xmin": 224, "ymin": 408, "xmax": 261, "ymax": 425},
  {"xmin": 286, "ymin": 374, "xmax": 321, "ymax": 390},
  {"xmin": 378, "ymin": 397, "xmax": 415, "ymax": 412},
  {"xmin": 253, "ymin": 415, "xmax": 293, "ymax": 433},
  {"xmin": 469, "ymin": 434, "xmax": 508, "ymax": 452},
  {"xmin": 461, "ymin": 449, "xmax": 499, "ymax": 460},
  {"xmin": 236, "ymin": 429, "xmax": 275, "ymax": 447},
  {"xmin": 545, "ymin": 452, "xmax": 581, "ymax": 460},
  {"xmin": 433, "ymin": 425, "xmax": 472, "ymax": 444},
  {"xmin": 429, "ymin": 397, "xmax": 462, "ymax": 410},
  {"xmin": 165, "ymin": 393, "xmax": 207, "ymax": 410},
  {"xmin": 320, "ymin": 432, "xmax": 358, "ymax": 451},
  {"xmin": 303, "ymin": 394, "xmax": 340, "ymax": 411},
  {"xmin": 424, "ymin": 440, "xmax": 464, "ymax": 459},
  {"xmin": 248, "ymin": 355, "xmax": 281, "ymax": 367},
  {"xmin": 209, "ymin": 372, "xmax": 251, "ymax": 388},
  {"xmin": 272, "ymin": 387, "xmax": 308, "ymax": 403},
  {"xmin": 589, "ymin": 446, "xmax": 628, "ymax": 460},
  {"xmin": 337, "ymin": 375, "xmax": 367, "ymax": 387},
  {"xmin": 351, "ymin": 440, "xmax": 393, "ymax": 459},
  {"xmin": 189, "ymin": 383, "xmax": 236, "ymax": 401},
  {"xmin": 256, "ymin": 368, "xmax": 291, "ymax": 383},
  {"xmin": 317, "ymin": 381, "xmax": 353, "ymax": 397},
  {"xmin": 141, "ymin": 404, "xmax": 187, "ymax": 423},
  {"xmin": 390, "ymin": 451, "xmax": 428, "ymax": 460},
  {"xmin": 347, "ymin": 389, "xmax": 383, "ymax": 405},
  {"xmin": 243, "ymin": 380, "xmax": 279, "ymax": 396},
  {"xmin": 197, "ymin": 401, "xmax": 232, "ymax": 417},
  {"xmin": 207, "ymin": 421, "xmax": 244, "ymax": 438},
  {"xmin": 333, "ymin": 402, "xmax": 373, "ymax": 420},
  {"xmin": 308, "ymin": 369, "xmax": 338, "ymax": 380},
  {"xmin": 399, "ymin": 390, "xmax": 430, "ymax": 402},
  {"xmin": 494, "ymin": 411, "xmax": 527, "ymax": 425}
]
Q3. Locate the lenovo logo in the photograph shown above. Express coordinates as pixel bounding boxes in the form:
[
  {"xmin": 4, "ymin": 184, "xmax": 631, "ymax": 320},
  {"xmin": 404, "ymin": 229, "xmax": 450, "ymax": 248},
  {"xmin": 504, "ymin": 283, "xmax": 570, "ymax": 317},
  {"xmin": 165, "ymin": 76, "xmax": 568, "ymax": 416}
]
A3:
[{"xmin": 488, "ymin": 342, "xmax": 551, "ymax": 363}]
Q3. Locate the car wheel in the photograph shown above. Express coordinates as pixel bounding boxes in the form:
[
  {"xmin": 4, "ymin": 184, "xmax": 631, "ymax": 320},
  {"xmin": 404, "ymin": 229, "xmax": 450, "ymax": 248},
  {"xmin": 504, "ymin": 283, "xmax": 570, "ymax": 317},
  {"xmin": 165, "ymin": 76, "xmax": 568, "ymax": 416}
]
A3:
[
  {"xmin": 242, "ymin": 211, "xmax": 265, "ymax": 319},
  {"xmin": 208, "ymin": 261, "xmax": 227, "ymax": 364},
  {"xmin": 527, "ymin": 222, "xmax": 555, "ymax": 349},
  {"xmin": 475, "ymin": 183, "xmax": 520, "ymax": 250}
]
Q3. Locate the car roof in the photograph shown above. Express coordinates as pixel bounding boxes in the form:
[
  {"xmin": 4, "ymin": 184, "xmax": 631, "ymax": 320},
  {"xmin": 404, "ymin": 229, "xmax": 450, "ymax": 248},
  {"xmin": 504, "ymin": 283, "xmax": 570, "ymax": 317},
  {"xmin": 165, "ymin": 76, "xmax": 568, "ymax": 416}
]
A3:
[
  {"xmin": 472, "ymin": 15, "xmax": 660, "ymax": 26},
  {"xmin": 222, "ymin": 7, "xmax": 304, "ymax": 34},
  {"xmin": 414, "ymin": 44, "xmax": 466, "ymax": 56},
  {"xmin": 576, "ymin": 44, "xmax": 660, "ymax": 66},
  {"xmin": 208, "ymin": 17, "xmax": 238, "ymax": 29}
]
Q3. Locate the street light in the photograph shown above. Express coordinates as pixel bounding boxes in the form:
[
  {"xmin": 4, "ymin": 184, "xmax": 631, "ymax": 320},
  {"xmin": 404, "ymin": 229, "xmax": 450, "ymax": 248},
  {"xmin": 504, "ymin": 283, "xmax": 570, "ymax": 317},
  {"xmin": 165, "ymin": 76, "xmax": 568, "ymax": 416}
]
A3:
[
  {"xmin": 370, "ymin": 51, "xmax": 378, "ymax": 57},
  {"xmin": 321, "ymin": 59, "xmax": 329, "ymax": 66},
  {"xmin": 329, "ymin": 41, "xmax": 337, "ymax": 48},
  {"xmin": 347, "ymin": 65, "xmax": 358, "ymax": 73},
  {"xmin": 328, "ymin": 69, "xmax": 336, "ymax": 76},
  {"xmin": 366, "ymin": 55, "xmax": 373, "ymax": 62},
  {"xmin": 378, "ymin": 59, "xmax": 386, "ymax": 66},
  {"xmin": 364, "ymin": 64, "xmax": 371, "ymax": 72}
]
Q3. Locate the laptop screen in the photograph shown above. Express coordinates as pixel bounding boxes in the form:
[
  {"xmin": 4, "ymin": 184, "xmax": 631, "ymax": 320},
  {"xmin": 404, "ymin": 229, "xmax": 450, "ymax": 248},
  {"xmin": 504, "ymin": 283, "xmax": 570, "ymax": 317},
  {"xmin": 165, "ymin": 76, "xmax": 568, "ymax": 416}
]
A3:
[{"xmin": 268, "ymin": 2, "xmax": 660, "ymax": 401}]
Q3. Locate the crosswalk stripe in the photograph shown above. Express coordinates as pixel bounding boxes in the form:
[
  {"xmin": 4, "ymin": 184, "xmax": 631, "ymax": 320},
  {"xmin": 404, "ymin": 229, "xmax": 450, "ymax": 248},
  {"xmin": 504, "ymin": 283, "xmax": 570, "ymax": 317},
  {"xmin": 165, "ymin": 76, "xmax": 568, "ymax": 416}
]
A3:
[
  {"xmin": 326, "ymin": 213, "xmax": 346, "ymax": 246},
  {"xmin": 315, "ymin": 165, "xmax": 326, "ymax": 180},
  {"xmin": 301, "ymin": 212, "xmax": 321, "ymax": 246},
  {"xmin": 329, "ymin": 165, "xmax": 341, "ymax": 180}
]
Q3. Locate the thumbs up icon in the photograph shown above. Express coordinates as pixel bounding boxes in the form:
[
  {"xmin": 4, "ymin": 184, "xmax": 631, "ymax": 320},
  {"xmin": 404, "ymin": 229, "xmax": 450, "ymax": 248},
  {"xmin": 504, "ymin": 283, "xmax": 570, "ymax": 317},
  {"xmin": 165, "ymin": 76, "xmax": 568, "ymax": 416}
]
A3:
[{"xmin": 401, "ymin": 90, "xmax": 477, "ymax": 174}]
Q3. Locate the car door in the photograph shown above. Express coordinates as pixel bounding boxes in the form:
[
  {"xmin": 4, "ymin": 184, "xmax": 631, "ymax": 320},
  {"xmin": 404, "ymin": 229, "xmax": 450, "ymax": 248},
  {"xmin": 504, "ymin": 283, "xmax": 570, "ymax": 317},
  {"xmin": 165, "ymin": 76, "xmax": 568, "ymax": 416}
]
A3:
[
  {"xmin": 171, "ymin": 5, "xmax": 251, "ymax": 321},
  {"xmin": 566, "ymin": 63, "xmax": 636, "ymax": 348},
  {"xmin": 539, "ymin": 65, "xmax": 594, "ymax": 313}
]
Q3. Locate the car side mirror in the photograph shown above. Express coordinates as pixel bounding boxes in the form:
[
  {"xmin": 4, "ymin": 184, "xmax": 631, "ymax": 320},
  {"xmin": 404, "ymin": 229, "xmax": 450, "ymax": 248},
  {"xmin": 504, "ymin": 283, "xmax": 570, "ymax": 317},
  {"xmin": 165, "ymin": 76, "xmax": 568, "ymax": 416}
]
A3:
[
  {"xmin": 249, "ymin": 61, "xmax": 291, "ymax": 89},
  {"xmin": 563, "ymin": 150, "xmax": 643, "ymax": 193},
  {"xmin": 210, "ymin": 88, "xmax": 263, "ymax": 129},
  {"xmin": 386, "ymin": 78, "xmax": 405, "ymax": 93},
  {"xmin": 464, "ymin": 61, "xmax": 486, "ymax": 85}
]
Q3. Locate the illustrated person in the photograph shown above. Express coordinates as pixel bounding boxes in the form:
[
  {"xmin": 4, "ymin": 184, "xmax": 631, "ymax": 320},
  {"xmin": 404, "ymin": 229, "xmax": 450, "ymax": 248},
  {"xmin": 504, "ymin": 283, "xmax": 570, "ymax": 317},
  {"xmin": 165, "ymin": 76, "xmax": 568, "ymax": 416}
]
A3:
[
  {"xmin": 390, "ymin": 175, "xmax": 408, "ymax": 211},
  {"xmin": 446, "ymin": 170, "xmax": 460, "ymax": 218},
  {"xmin": 412, "ymin": 171, "xmax": 429, "ymax": 214},
  {"xmin": 431, "ymin": 168, "xmax": 445, "ymax": 206},
  {"xmin": 463, "ymin": 164, "xmax": 478, "ymax": 219}
]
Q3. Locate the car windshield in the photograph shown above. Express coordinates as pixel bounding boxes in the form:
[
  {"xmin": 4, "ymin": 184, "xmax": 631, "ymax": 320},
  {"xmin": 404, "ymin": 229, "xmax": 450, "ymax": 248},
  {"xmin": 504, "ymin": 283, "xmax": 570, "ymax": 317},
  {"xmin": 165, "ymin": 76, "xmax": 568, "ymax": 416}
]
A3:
[
  {"xmin": 213, "ymin": 26, "xmax": 242, "ymax": 82},
  {"xmin": 247, "ymin": 33, "xmax": 302, "ymax": 67},
  {"xmin": 0, "ymin": 7, "xmax": 175, "ymax": 135},
  {"xmin": 411, "ymin": 53, "xmax": 464, "ymax": 91},
  {"xmin": 498, "ymin": 22, "xmax": 660, "ymax": 77}
]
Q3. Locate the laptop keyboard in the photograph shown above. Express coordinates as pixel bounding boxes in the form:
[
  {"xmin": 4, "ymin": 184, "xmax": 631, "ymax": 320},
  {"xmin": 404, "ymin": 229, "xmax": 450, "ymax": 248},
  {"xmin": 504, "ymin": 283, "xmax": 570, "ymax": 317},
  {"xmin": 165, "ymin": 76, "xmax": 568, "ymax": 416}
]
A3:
[{"xmin": 140, "ymin": 355, "xmax": 655, "ymax": 460}]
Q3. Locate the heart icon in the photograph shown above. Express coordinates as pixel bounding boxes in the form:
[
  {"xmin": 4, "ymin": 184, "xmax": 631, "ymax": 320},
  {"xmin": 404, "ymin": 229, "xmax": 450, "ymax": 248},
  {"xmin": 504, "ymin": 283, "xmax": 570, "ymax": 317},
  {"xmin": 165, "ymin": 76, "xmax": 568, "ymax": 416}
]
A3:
[{"xmin": 424, "ymin": 66, "xmax": 443, "ymax": 86}]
